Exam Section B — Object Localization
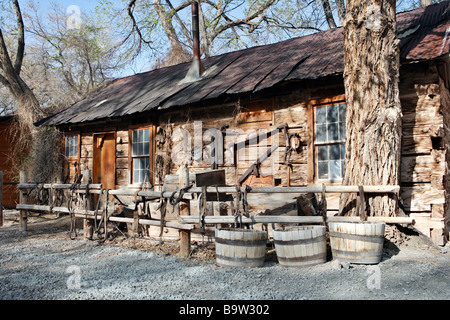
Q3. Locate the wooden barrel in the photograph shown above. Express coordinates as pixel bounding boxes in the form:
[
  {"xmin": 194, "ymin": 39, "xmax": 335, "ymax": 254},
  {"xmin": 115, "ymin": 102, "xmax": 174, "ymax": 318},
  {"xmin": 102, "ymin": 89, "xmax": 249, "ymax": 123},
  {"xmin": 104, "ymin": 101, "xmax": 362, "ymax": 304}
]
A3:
[
  {"xmin": 273, "ymin": 226, "xmax": 327, "ymax": 267},
  {"xmin": 215, "ymin": 228, "xmax": 268, "ymax": 267},
  {"xmin": 329, "ymin": 221, "xmax": 385, "ymax": 264}
]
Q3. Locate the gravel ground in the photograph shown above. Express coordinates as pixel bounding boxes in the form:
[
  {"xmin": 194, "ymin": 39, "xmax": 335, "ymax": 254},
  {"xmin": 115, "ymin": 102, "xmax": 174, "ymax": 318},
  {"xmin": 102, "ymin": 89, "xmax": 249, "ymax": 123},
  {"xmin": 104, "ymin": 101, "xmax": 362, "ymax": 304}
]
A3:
[{"xmin": 0, "ymin": 211, "xmax": 449, "ymax": 302}]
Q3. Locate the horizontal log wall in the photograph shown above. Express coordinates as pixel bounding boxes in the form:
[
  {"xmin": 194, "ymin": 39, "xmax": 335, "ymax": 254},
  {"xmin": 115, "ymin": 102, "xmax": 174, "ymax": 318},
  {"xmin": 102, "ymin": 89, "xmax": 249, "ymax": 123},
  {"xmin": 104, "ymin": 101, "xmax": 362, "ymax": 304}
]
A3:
[{"xmin": 398, "ymin": 61, "xmax": 449, "ymax": 245}]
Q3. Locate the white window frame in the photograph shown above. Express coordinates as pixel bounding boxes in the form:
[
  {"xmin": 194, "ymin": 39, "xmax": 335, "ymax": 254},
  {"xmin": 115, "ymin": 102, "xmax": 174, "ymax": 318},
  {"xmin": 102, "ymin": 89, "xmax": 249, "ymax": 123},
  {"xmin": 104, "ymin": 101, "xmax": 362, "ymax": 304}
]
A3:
[{"xmin": 314, "ymin": 102, "xmax": 346, "ymax": 182}]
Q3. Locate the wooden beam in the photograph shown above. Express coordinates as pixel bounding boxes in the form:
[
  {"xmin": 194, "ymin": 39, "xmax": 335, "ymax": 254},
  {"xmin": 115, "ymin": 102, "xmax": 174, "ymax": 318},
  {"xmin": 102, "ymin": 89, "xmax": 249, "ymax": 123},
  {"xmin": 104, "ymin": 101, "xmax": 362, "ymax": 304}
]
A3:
[
  {"xmin": 17, "ymin": 204, "xmax": 52, "ymax": 211},
  {"xmin": 179, "ymin": 215, "xmax": 414, "ymax": 225},
  {"xmin": 237, "ymin": 144, "xmax": 279, "ymax": 185},
  {"xmin": 17, "ymin": 183, "xmax": 102, "ymax": 190},
  {"xmin": 327, "ymin": 216, "xmax": 415, "ymax": 225},
  {"xmin": 188, "ymin": 185, "xmax": 400, "ymax": 194},
  {"xmin": 179, "ymin": 215, "xmax": 324, "ymax": 225}
]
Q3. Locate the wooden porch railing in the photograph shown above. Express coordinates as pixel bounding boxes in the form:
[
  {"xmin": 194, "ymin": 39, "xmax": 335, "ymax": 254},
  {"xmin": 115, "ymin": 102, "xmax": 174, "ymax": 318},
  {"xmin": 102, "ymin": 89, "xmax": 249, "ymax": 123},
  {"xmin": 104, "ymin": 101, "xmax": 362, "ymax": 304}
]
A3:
[{"xmin": 14, "ymin": 169, "xmax": 413, "ymax": 257}]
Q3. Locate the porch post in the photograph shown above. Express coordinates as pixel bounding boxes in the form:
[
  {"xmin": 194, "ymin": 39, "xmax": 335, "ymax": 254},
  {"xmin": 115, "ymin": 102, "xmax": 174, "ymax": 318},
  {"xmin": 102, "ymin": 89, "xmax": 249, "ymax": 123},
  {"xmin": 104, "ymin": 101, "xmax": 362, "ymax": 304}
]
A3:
[
  {"xmin": 19, "ymin": 171, "xmax": 27, "ymax": 233},
  {"xmin": 179, "ymin": 165, "xmax": 191, "ymax": 257}
]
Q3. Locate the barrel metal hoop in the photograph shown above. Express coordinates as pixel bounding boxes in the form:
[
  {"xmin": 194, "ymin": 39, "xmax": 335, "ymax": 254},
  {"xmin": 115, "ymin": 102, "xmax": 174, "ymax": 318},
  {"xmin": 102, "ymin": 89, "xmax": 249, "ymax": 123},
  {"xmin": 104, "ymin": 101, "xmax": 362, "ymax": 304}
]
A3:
[
  {"xmin": 277, "ymin": 252, "xmax": 327, "ymax": 263},
  {"xmin": 332, "ymin": 249, "xmax": 382, "ymax": 258},
  {"xmin": 329, "ymin": 232, "xmax": 384, "ymax": 243},
  {"xmin": 274, "ymin": 234, "xmax": 326, "ymax": 246},
  {"xmin": 216, "ymin": 254, "xmax": 264, "ymax": 263},
  {"xmin": 215, "ymin": 237, "xmax": 267, "ymax": 247}
]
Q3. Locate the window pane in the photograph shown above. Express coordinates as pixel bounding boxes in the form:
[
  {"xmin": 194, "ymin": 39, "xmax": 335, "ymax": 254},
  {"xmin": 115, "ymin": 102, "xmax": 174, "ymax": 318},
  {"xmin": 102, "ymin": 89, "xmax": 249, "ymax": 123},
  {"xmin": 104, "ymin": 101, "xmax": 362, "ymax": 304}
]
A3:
[
  {"xmin": 132, "ymin": 142, "xmax": 138, "ymax": 156},
  {"xmin": 341, "ymin": 160, "xmax": 345, "ymax": 178},
  {"xmin": 318, "ymin": 162, "xmax": 328, "ymax": 179},
  {"xmin": 143, "ymin": 142, "xmax": 149, "ymax": 155},
  {"xmin": 143, "ymin": 129, "xmax": 149, "ymax": 142},
  {"xmin": 329, "ymin": 160, "xmax": 341, "ymax": 179},
  {"xmin": 340, "ymin": 143, "xmax": 345, "ymax": 160},
  {"xmin": 316, "ymin": 124, "xmax": 327, "ymax": 142},
  {"xmin": 143, "ymin": 157, "xmax": 149, "ymax": 170},
  {"xmin": 133, "ymin": 157, "xmax": 150, "ymax": 183},
  {"xmin": 65, "ymin": 136, "xmax": 78, "ymax": 157},
  {"xmin": 339, "ymin": 104, "xmax": 346, "ymax": 123},
  {"xmin": 339, "ymin": 123, "xmax": 346, "ymax": 140},
  {"xmin": 329, "ymin": 144, "xmax": 340, "ymax": 160},
  {"xmin": 328, "ymin": 123, "xmax": 339, "ymax": 141},
  {"xmin": 133, "ymin": 129, "xmax": 150, "ymax": 156},
  {"xmin": 317, "ymin": 146, "xmax": 328, "ymax": 161},
  {"xmin": 315, "ymin": 107, "xmax": 326, "ymax": 124},
  {"xmin": 327, "ymin": 105, "xmax": 338, "ymax": 123}
]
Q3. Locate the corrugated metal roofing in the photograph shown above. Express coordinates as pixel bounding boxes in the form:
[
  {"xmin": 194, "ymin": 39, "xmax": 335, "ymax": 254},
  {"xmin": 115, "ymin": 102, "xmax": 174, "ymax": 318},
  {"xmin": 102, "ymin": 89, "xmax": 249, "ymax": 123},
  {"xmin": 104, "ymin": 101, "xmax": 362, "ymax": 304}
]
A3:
[{"xmin": 37, "ymin": 1, "xmax": 450, "ymax": 127}]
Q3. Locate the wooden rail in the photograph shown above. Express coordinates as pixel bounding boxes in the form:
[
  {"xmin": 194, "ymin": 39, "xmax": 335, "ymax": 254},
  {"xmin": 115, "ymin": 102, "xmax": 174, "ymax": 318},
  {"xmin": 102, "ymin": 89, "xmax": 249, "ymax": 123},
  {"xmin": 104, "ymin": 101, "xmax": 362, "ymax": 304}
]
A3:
[{"xmin": 15, "ymin": 169, "xmax": 410, "ymax": 256}]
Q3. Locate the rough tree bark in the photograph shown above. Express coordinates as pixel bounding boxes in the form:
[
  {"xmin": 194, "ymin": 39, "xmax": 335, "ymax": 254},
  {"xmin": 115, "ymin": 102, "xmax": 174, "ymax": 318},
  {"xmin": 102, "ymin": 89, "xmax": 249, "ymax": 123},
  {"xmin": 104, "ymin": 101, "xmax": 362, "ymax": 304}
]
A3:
[
  {"xmin": 335, "ymin": 0, "xmax": 346, "ymax": 26},
  {"xmin": 339, "ymin": 0, "xmax": 402, "ymax": 217}
]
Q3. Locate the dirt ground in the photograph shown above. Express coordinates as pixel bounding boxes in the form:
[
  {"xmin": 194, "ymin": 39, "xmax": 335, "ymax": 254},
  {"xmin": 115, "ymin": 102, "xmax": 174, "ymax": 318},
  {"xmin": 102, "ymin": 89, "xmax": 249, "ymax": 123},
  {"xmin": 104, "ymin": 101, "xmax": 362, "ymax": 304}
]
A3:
[{"xmin": 1, "ymin": 210, "xmax": 449, "ymax": 301}]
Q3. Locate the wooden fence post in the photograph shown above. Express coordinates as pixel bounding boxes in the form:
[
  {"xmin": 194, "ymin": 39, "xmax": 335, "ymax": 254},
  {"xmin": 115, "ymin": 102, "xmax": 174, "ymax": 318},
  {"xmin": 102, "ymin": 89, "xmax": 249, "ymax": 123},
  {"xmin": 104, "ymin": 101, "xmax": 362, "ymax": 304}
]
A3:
[
  {"xmin": 19, "ymin": 171, "xmax": 27, "ymax": 232},
  {"xmin": 0, "ymin": 171, "xmax": 3, "ymax": 227},
  {"xmin": 83, "ymin": 170, "xmax": 94, "ymax": 240},
  {"xmin": 179, "ymin": 165, "xmax": 191, "ymax": 257}
]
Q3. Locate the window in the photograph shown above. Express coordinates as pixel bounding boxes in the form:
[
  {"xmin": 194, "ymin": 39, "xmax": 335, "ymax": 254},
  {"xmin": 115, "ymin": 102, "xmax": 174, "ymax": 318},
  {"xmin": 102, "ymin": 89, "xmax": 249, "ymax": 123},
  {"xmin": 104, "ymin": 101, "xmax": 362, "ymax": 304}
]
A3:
[
  {"xmin": 131, "ymin": 128, "xmax": 150, "ymax": 183},
  {"xmin": 65, "ymin": 134, "xmax": 79, "ymax": 158},
  {"xmin": 315, "ymin": 103, "xmax": 346, "ymax": 180}
]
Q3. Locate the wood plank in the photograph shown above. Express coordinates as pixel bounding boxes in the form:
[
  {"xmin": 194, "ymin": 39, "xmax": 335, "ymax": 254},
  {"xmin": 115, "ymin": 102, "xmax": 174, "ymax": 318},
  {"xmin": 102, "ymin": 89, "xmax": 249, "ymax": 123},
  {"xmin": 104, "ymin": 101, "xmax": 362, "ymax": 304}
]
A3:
[
  {"xmin": 326, "ymin": 216, "xmax": 414, "ymax": 224},
  {"xmin": 401, "ymin": 185, "xmax": 445, "ymax": 212},
  {"xmin": 401, "ymin": 155, "xmax": 432, "ymax": 183},
  {"xmin": 179, "ymin": 215, "xmax": 324, "ymax": 224}
]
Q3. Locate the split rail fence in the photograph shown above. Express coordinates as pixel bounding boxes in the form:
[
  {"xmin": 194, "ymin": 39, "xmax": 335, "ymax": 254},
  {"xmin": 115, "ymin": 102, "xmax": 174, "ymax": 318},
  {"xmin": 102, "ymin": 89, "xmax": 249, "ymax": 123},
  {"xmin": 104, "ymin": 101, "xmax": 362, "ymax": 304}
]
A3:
[{"xmin": 14, "ymin": 169, "xmax": 414, "ymax": 257}]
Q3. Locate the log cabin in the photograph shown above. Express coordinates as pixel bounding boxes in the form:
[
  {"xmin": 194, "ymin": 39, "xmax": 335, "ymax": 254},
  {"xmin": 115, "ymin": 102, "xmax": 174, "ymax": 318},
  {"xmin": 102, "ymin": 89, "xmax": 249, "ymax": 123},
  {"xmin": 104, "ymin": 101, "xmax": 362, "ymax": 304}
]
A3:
[{"xmin": 36, "ymin": 2, "xmax": 450, "ymax": 245}]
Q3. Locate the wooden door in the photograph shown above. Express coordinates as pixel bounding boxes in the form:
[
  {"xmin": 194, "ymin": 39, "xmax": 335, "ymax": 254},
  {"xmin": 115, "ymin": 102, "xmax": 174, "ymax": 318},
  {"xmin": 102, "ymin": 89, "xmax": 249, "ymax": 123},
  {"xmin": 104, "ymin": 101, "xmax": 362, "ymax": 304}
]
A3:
[{"xmin": 93, "ymin": 133, "xmax": 116, "ymax": 190}]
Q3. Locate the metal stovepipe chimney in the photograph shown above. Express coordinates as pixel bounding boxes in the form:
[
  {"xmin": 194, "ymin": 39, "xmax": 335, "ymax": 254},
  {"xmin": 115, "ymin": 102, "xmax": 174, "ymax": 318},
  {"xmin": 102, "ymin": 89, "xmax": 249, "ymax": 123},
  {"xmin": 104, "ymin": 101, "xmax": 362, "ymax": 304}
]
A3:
[{"xmin": 184, "ymin": 0, "xmax": 204, "ymax": 83}]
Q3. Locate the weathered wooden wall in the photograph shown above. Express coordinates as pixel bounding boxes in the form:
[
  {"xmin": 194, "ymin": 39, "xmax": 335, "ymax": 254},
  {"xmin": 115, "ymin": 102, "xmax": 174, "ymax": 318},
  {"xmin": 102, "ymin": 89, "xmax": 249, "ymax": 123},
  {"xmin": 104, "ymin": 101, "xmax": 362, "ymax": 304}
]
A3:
[
  {"xmin": 398, "ymin": 61, "xmax": 449, "ymax": 245},
  {"xmin": 0, "ymin": 117, "xmax": 19, "ymax": 207}
]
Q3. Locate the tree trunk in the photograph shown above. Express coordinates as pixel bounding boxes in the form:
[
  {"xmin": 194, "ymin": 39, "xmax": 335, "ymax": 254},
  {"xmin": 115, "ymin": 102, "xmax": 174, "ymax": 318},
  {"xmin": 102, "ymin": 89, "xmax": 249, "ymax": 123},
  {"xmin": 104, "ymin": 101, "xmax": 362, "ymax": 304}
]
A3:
[
  {"xmin": 153, "ymin": 0, "xmax": 190, "ymax": 65},
  {"xmin": 420, "ymin": 0, "xmax": 432, "ymax": 7},
  {"xmin": 335, "ymin": 0, "xmax": 346, "ymax": 26},
  {"xmin": 321, "ymin": 0, "xmax": 337, "ymax": 29},
  {"xmin": 339, "ymin": 0, "xmax": 402, "ymax": 217}
]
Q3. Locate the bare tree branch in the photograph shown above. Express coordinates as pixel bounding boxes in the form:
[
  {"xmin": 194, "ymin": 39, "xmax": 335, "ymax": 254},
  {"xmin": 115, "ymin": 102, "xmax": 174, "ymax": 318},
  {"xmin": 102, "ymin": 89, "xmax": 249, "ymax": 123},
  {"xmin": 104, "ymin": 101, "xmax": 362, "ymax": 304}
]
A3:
[
  {"xmin": 166, "ymin": 0, "xmax": 192, "ymax": 47},
  {"xmin": 321, "ymin": 0, "xmax": 337, "ymax": 28},
  {"xmin": 12, "ymin": 0, "xmax": 25, "ymax": 75},
  {"xmin": 209, "ymin": 0, "xmax": 277, "ymax": 43},
  {"xmin": 127, "ymin": 0, "xmax": 153, "ymax": 46}
]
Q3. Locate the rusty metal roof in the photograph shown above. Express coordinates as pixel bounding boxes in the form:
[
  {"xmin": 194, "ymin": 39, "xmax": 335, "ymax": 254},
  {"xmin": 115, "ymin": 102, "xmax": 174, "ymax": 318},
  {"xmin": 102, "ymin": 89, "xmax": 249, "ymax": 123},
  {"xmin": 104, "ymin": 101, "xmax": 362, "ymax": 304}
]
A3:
[{"xmin": 37, "ymin": 1, "xmax": 450, "ymax": 127}]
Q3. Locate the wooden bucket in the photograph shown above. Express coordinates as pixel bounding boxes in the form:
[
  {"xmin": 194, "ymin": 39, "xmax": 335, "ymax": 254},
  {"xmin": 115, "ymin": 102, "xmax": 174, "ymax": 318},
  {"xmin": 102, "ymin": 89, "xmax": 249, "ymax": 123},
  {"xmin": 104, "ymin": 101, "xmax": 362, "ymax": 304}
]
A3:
[
  {"xmin": 273, "ymin": 226, "xmax": 327, "ymax": 267},
  {"xmin": 329, "ymin": 221, "xmax": 385, "ymax": 264},
  {"xmin": 215, "ymin": 228, "xmax": 268, "ymax": 267}
]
